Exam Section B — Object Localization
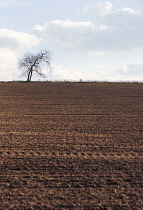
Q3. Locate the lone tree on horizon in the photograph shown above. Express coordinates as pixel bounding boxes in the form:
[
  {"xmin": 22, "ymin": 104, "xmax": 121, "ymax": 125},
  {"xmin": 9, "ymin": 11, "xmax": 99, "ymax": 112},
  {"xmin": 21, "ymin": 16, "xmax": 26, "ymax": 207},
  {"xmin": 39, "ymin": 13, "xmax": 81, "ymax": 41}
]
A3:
[{"xmin": 19, "ymin": 50, "xmax": 51, "ymax": 82}]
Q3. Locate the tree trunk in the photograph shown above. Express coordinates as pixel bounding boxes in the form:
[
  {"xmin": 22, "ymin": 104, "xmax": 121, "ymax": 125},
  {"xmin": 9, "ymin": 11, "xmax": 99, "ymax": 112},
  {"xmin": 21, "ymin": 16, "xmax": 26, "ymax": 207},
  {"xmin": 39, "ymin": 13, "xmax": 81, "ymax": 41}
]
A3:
[
  {"xmin": 27, "ymin": 69, "xmax": 32, "ymax": 82},
  {"xmin": 27, "ymin": 71, "xmax": 31, "ymax": 82},
  {"xmin": 29, "ymin": 70, "xmax": 32, "ymax": 81}
]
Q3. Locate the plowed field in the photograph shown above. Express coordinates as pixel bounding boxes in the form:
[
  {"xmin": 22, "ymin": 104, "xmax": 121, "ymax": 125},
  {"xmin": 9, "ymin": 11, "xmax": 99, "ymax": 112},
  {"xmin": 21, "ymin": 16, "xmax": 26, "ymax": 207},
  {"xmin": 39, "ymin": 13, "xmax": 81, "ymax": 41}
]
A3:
[{"xmin": 0, "ymin": 82, "xmax": 143, "ymax": 209}]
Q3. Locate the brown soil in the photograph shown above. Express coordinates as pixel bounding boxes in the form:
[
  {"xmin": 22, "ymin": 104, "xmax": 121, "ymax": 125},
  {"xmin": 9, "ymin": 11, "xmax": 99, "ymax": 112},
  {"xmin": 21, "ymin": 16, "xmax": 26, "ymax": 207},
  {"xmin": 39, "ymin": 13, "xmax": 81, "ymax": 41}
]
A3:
[{"xmin": 0, "ymin": 82, "xmax": 143, "ymax": 209}]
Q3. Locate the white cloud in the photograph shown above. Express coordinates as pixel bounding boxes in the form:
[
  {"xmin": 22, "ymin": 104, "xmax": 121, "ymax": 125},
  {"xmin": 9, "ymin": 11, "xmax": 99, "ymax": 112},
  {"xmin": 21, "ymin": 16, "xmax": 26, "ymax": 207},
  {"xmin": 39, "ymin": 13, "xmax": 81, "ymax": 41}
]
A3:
[
  {"xmin": 1, "ymin": 1, "xmax": 143, "ymax": 82},
  {"xmin": 34, "ymin": 8, "xmax": 143, "ymax": 53},
  {"xmin": 119, "ymin": 63, "xmax": 143, "ymax": 76},
  {"xmin": 0, "ymin": 29, "xmax": 40, "ymax": 81},
  {"xmin": 0, "ymin": 29, "xmax": 40, "ymax": 50},
  {"xmin": 34, "ymin": 20, "xmax": 111, "ymax": 53},
  {"xmin": 105, "ymin": 7, "xmax": 140, "ymax": 24},
  {"xmin": 35, "ymin": 20, "xmax": 95, "ymax": 34},
  {"xmin": 0, "ymin": 48, "xmax": 20, "ymax": 81},
  {"xmin": 41, "ymin": 65, "xmax": 118, "ymax": 82},
  {"xmin": 34, "ymin": 20, "xmax": 96, "ymax": 51},
  {"xmin": 118, "ymin": 8, "xmax": 138, "ymax": 14},
  {"xmin": 83, "ymin": 2, "xmax": 113, "ymax": 17}
]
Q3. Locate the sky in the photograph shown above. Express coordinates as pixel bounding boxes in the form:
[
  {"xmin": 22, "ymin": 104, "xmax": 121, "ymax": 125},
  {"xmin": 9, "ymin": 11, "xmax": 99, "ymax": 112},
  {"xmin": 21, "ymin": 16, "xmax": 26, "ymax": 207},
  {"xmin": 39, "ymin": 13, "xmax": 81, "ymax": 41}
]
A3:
[{"xmin": 0, "ymin": 0, "xmax": 143, "ymax": 81}]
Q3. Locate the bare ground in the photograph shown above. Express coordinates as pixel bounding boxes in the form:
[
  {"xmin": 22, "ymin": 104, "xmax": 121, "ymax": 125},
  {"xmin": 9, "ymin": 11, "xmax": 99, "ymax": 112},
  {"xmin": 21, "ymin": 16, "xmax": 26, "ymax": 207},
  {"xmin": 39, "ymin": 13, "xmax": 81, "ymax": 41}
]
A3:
[{"xmin": 0, "ymin": 82, "xmax": 143, "ymax": 209}]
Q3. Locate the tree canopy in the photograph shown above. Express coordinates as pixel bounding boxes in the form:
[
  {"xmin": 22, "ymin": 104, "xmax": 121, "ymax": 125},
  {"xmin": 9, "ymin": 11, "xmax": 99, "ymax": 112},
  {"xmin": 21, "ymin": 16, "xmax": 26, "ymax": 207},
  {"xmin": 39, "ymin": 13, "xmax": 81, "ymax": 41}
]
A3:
[{"xmin": 19, "ymin": 50, "xmax": 51, "ymax": 82}]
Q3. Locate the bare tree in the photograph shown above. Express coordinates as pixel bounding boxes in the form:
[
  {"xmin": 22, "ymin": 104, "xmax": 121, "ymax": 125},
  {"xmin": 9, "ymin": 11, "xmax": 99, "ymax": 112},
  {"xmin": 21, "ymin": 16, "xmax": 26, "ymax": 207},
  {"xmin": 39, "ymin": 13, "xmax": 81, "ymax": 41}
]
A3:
[{"xmin": 19, "ymin": 50, "xmax": 51, "ymax": 82}]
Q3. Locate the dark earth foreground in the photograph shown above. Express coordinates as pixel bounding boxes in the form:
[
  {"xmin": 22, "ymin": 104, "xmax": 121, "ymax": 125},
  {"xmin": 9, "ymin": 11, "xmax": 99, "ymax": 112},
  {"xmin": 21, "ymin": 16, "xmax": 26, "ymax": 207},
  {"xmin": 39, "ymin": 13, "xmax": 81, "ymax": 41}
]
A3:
[{"xmin": 0, "ymin": 82, "xmax": 143, "ymax": 209}]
